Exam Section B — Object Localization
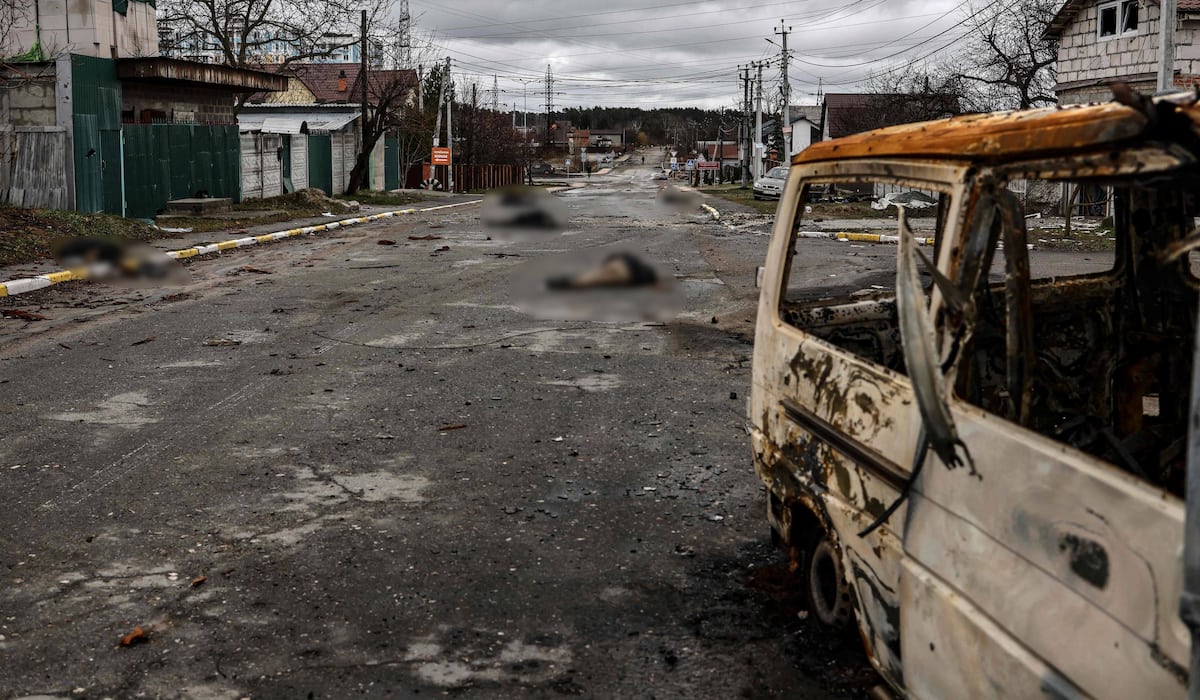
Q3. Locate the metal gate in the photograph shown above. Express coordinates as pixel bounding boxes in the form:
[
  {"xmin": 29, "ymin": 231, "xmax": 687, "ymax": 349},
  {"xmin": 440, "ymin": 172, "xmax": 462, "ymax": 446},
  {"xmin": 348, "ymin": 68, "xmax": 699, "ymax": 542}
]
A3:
[
  {"xmin": 122, "ymin": 124, "xmax": 241, "ymax": 218},
  {"xmin": 308, "ymin": 134, "xmax": 333, "ymax": 195},
  {"xmin": 384, "ymin": 136, "xmax": 399, "ymax": 191}
]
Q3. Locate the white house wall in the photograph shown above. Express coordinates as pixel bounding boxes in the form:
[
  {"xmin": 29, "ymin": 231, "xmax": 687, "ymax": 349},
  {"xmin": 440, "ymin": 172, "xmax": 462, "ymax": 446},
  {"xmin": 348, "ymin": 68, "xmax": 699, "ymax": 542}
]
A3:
[{"xmin": 2, "ymin": 0, "xmax": 158, "ymax": 59}]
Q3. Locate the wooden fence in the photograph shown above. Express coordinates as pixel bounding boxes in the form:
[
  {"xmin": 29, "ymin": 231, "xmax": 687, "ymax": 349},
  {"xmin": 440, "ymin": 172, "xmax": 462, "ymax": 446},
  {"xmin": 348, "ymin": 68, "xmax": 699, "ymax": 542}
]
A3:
[
  {"xmin": 417, "ymin": 163, "xmax": 525, "ymax": 192},
  {"xmin": 0, "ymin": 126, "xmax": 70, "ymax": 209}
]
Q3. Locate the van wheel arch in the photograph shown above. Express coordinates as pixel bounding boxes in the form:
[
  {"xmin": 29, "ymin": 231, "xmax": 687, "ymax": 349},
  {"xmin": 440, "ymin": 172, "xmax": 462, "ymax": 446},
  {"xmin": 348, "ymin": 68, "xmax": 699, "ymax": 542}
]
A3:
[{"xmin": 787, "ymin": 503, "xmax": 855, "ymax": 628}]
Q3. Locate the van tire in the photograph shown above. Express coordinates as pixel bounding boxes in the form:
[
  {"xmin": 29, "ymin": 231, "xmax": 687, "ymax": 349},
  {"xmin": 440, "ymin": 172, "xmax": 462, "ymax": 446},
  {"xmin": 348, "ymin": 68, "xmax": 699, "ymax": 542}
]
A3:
[{"xmin": 806, "ymin": 535, "xmax": 854, "ymax": 628}]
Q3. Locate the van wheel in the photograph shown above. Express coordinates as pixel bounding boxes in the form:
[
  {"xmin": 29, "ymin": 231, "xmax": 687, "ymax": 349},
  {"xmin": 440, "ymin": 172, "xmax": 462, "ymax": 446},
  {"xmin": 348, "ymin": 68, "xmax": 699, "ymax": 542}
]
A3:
[{"xmin": 806, "ymin": 535, "xmax": 854, "ymax": 628}]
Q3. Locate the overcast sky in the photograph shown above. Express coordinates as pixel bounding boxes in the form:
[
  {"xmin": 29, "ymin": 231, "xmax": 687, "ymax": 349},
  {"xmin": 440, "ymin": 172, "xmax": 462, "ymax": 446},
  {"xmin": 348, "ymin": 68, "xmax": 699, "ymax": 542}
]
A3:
[{"xmin": 406, "ymin": 0, "xmax": 971, "ymax": 111}]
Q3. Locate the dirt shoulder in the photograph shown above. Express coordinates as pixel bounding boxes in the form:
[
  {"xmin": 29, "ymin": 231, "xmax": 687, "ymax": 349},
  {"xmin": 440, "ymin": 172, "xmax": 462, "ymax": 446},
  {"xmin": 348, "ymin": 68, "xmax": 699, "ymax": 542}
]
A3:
[{"xmin": 0, "ymin": 189, "xmax": 432, "ymax": 268}]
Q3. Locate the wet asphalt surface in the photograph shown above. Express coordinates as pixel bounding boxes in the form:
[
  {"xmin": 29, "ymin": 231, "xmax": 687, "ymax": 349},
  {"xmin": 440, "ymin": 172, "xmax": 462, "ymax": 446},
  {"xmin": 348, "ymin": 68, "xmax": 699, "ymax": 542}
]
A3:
[{"xmin": 0, "ymin": 156, "xmax": 885, "ymax": 699}]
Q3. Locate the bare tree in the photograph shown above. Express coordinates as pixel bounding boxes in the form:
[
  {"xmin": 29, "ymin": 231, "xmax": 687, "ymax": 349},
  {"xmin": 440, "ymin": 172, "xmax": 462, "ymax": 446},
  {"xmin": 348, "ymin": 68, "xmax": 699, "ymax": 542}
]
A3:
[
  {"xmin": 956, "ymin": 0, "xmax": 1059, "ymax": 110},
  {"xmin": 345, "ymin": 66, "xmax": 418, "ymax": 194},
  {"xmin": 844, "ymin": 64, "xmax": 969, "ymax": 136},
  {"xmin": 156, "ymin": 0, "xmax": 391, "ymax": 69}
]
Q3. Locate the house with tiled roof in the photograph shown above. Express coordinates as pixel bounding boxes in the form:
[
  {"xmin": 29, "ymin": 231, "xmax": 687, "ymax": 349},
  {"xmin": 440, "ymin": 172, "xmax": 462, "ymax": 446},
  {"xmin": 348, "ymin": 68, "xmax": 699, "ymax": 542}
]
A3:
[
  {"xmin": 240, "ymin": 64, "xmax": 417, "ymax": 196},
  {"xmin": 1046, "ymin": 0, "xmax": 1200, "ymax": 103}
]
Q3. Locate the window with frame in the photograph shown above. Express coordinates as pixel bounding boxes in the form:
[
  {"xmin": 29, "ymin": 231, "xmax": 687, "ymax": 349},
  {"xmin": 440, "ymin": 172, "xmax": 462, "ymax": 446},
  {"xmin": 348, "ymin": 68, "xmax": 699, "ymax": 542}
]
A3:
[
  {"xmin": 779, "ymin": 177, "xmax": 953, "ymax": 375},
  {"xmin": 1099, "ymin": 0, "xmax": 1138, "ymax": 38}
]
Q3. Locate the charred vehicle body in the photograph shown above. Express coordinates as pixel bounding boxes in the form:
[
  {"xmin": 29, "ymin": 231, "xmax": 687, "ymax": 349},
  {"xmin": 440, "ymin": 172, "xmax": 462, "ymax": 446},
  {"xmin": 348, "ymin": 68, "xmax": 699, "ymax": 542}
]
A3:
[{"xmin": 749, "ymin": 93, "xmax": 1200, "ymax": 697}]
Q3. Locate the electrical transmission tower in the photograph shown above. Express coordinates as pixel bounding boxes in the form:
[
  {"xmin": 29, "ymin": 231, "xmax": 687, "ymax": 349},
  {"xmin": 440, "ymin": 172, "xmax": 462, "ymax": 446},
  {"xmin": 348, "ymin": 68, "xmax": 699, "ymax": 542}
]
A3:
[
  {"xmin": 396, "ymin": 0, "xmax": 412, "ymax": 68},
  {"xmin": 492, "ymin": 74, "xmax": 499, "ymax": 112}
]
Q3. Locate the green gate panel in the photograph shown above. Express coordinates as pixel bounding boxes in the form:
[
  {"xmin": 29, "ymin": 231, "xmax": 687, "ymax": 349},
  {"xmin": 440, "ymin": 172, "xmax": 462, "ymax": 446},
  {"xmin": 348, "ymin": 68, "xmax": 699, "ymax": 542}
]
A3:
[
  {"xmin": 308, "ymin": 134, "xmax": 333, "ymax": 196},
  {"xmin": 384, "ymin": 137, "xmax": 399, "ymax": 191},
  {"xmin": 121, "ymin": 124, "xmax": 243, "ymax": 218},
  {"xmin": 72, "ymin": 115, "xmax": 103, "ymax": 214}
]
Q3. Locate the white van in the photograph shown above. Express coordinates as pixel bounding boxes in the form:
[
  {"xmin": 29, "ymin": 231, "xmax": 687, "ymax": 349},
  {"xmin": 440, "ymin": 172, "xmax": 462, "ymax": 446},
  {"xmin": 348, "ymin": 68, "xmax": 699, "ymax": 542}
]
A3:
[{"xmin": 749, "ymin": 95, "xmax": 1200, "ymax": 698}]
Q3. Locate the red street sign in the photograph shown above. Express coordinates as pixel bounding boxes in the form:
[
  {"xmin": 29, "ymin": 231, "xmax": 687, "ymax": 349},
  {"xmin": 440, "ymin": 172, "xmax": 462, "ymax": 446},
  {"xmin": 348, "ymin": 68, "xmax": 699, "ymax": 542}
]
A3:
[
  {"xmin": 431, "ymin": 147, "xmax": 451, "ymax": 165},
  {"xmin": 697, "ymin": 162, "xmax": 719, "ymax": 170}
]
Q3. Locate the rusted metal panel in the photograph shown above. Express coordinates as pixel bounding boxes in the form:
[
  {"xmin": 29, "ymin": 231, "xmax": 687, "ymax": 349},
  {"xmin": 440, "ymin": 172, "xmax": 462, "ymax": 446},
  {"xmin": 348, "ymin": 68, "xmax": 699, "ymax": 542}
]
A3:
[
  {"xmin": 794, "ymin": 102, "xmax": 1148, "ymax": 166},
  {"xmin": 116, "ymin": 57, "xmax": 287, "ymax": 93}
]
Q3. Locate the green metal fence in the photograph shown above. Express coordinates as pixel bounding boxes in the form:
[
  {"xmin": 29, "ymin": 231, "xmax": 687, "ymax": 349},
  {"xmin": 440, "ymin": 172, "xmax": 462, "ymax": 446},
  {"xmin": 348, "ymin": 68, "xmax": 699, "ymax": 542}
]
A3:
[
  {"xmin": 122, "ymin": 124, "xmax": 240, "ymax": 219},
  {"xmin": 71, "ymin": 56, "xmax": 122, "ymax": 214}
]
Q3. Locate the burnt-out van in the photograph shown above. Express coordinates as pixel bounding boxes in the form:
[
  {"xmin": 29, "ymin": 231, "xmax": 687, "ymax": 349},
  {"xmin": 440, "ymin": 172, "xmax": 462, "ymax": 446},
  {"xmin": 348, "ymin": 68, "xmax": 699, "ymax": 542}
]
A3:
[{"xmin": 749, "ymin": 93, "xmax": 1200, "ymax": 698}]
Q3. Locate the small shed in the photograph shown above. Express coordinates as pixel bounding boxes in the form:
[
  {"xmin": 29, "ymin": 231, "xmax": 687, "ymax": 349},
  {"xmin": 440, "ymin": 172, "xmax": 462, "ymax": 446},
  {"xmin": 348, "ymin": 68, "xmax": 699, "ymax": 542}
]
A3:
[{"xmin": 238, "ymin": 107, "xmax": 360, "ymax": 197}]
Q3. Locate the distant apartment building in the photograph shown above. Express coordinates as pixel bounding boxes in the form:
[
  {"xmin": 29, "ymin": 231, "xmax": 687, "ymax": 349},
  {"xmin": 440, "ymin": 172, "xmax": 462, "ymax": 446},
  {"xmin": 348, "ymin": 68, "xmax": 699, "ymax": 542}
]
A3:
[{"xmin": 158, "ymin": 24, "xmax": 384, "ymax": 67}]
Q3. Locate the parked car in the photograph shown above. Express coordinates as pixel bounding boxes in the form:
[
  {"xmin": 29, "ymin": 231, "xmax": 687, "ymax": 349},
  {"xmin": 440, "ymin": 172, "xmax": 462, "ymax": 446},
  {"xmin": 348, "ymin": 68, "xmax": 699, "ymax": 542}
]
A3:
[
  {"xmin": 749, "ymin": 94, "xmax": 1200, "ymax": 698},
  {"xmin": 752, "ymin": 166, "xmax": 788, "ymax": 199}
]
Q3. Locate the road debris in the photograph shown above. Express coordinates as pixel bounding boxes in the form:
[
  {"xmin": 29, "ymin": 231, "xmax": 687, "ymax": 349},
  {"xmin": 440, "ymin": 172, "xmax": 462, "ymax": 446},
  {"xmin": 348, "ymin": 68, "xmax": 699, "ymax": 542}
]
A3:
[
  {"xmin": 377, "ymin": 239, "xmax": 397, "ymax": 245},
  {"xmin": 438, "ymin": 423, "xmax": 468, "ymax": 432},
  {"xmin": 119, "ymin": 627, "xmax": 148, "ymax": 647},
  {"xmin": 131, "ymin": 336, "xmax": 156, "ymax": 346},
  {"xmin": 240, "ymin": 266, "xmax": 273, "ymax": 275},
  {"xmin": 408, "ymin": 235, "xmax": 442, "ymax": 241},
  {"xmin": 2, "ymin": 309, "xmax": 46, "ymax": 321},
  {"xmin": 203, "ymin": 337, "xmax": 242, "ymax": 347},
  {"xmin": 191, "ymin": 576, "xmax": 207, "ymax": 587}
]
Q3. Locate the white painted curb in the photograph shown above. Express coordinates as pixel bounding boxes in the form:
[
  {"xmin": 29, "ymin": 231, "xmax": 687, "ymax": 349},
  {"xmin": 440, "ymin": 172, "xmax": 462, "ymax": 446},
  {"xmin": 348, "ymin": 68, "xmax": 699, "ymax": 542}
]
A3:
[{"xmin": 0, "ymin": 199, "xmax": 480, "ymax": 298}]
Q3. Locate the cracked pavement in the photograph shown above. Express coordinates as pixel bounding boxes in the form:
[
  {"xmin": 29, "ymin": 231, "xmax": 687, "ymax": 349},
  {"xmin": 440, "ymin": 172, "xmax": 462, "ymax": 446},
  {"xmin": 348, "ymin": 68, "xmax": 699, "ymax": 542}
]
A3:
[{"xmin": 0, "ymin": 155, "xmax": 879, "ymax": 698}]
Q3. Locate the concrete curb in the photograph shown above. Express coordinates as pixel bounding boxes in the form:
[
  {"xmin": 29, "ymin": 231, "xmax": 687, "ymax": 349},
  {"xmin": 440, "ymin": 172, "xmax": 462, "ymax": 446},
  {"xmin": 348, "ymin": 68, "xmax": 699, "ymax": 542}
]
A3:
[
  {"xmin": 0, "ymin": 199, "xmax": 481, "ymax": 298},
  {"xmin": 798, "ymin": 230, "xmax": 936, "ymax": 246}
]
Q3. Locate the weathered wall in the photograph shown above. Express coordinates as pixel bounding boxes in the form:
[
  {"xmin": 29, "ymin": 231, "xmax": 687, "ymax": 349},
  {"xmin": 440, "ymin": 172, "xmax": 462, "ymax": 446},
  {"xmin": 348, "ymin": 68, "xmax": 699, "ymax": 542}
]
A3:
[
  {"xmin": 371, "ymin": 137, "xmax": 385, "ymax": 191},
  {"xmin": 121, "ymin": 83, "xmax": 237, "ymax": 125},
  {"xmin": 0, "ymin": 72, "xmax": 58, "ymax": 126},
  {"xmin": 241, "ymin": 132, "xmax": 283, "ymax": 200},
  {"xmin": 291, "ymin": 134, "xmax": 309, "ymax": 191},
  {"xmin": 333, "ymin": 128, "xmax": 357, "ymax": 194},
  {"xmin": 0, "ymin": 126, "xmax": 70, "ymax": 208},
  {"xmin": 2, "ymin": 0, "xmax": 158, "ymax": 60}
]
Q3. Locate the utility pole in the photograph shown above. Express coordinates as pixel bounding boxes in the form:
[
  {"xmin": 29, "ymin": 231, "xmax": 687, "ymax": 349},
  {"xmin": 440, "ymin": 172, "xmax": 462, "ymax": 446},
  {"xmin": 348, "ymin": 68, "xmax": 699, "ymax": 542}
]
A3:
[
  {"xmin": 544, "ymin": 64, "xmax": 554, "ymax": 156},
  {"xmin": 360, "ymin": 9, "xmax": 368, "ymax": 160},
  {"xmin": 1159, "ymin": 0, "xmax": 1177, "ymax": 92},
  {"xmin": 775, "ymin": 19, "xmax": 792, "ymax": 158},
  {"xmin": 446, "ymin": 56, "xmax": 454, "ymax": 193},
  {"xmin": 754, "ymin": 61, "xmax": 763, "ymax": 180},
  {"xmin": 740, "ymin": 65, "xmax": 751, "ymax": 187},
  {"xmin": 492, "ymin": 74, "xmax": 499, "ymax": 112}
]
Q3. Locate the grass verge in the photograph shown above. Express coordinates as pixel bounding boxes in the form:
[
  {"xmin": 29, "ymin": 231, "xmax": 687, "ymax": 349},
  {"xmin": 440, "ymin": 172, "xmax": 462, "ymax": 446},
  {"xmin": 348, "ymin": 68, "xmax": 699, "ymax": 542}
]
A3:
[
  {"xmin": 0, "ymin": 206, "xmax": 157, "ymax": 267},
  {"xmin": 697, "ymin": 185, "xmax": 779, "ymax": 214}
]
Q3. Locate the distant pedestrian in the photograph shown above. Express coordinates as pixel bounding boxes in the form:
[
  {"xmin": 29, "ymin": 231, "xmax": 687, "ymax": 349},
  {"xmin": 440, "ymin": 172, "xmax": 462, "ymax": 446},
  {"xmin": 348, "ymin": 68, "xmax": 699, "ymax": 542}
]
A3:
[{"xmin": 641, "ymin": 156, "xmax": 645, "ymax": 164}]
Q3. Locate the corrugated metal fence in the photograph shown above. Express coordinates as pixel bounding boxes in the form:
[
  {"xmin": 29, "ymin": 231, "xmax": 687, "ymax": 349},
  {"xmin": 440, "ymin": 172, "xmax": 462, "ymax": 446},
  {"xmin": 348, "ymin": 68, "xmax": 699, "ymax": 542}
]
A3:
[
  {"xmin": 122, "ymin": 123, "xmax": 241, "ymax": 219},
  {"xmin": 0, "ymin": 126, "xmax": 69, "ymax": 209}
]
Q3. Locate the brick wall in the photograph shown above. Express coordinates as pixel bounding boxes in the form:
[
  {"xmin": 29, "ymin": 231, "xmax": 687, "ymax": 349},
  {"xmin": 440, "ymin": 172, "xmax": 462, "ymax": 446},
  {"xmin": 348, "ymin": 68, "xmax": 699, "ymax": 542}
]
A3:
[
  {"xmin": 121, "ymin": 82, "xmax": 236, "ymax": 124},
  {"xmin": 0, "ymin": 72, "xmax": 57, "ymax": 127},
  {"xmin": 1056, "ymin": 2, "xmax": 1200, "ymax": 103}
]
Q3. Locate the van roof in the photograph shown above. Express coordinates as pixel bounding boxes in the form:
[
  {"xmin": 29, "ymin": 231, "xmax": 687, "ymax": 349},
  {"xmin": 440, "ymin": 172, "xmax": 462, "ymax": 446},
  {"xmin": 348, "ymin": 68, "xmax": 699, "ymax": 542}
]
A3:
[{"xmin": 792, "ymin": 99, "xmax": 1189, "ymax": 166}]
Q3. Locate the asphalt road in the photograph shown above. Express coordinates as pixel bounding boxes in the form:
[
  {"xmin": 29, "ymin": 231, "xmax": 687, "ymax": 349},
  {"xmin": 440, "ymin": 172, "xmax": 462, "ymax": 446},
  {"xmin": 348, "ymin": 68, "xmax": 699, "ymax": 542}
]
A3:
[{"xmin": 0, "ymin": 155, "xmax": 887, "ymax": 699}]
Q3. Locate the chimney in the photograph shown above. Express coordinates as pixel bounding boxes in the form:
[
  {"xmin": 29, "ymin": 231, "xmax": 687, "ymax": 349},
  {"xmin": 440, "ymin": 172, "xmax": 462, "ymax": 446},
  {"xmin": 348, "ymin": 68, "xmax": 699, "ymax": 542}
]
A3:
[{"xmin": 338, "ymin": 69, "xmax": 347, "ymax": 93}]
